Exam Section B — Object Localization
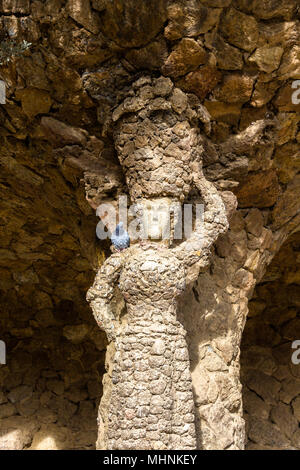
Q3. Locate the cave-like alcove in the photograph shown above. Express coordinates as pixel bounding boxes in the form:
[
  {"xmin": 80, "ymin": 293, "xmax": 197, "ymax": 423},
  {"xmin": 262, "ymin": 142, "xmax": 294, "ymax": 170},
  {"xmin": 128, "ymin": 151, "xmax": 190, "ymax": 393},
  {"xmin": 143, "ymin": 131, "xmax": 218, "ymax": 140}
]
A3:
[
  {"xmin": 0, "ymin": 138, "xmax": 107, "ymax": 450},
  {"xmin": 241, "ymin": 232, "xmax": 300, "ymax": 450}
]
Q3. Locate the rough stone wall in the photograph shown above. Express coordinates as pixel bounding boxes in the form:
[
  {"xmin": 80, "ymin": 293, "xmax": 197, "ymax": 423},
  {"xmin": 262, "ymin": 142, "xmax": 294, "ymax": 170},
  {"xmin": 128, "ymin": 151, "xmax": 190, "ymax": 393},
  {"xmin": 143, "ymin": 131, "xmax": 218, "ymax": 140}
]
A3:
[
  {"xmin": 0, "ymin": 298, "xmax": 106, "ymax": 450},
  {"xmin": 180, "ymin": 209, "xmax": 272, "ymax": 449},
  {"xmin": 0, "ymin": 144, "xmax": 107, "ymax": 449},
  {"xmin": 0, "ymin": 91, "xmax": 110, "ymax": 450},
  {"xmin": 241, "ymin": 232, "xmax": 300, "ymax": 450},
  {"xmin": 0, "ymin": 0, "xmax": 299, "ymax": 451},
  {"xmin": 180, "ymin": 209, "xmax": 298, "ymax": 449}
]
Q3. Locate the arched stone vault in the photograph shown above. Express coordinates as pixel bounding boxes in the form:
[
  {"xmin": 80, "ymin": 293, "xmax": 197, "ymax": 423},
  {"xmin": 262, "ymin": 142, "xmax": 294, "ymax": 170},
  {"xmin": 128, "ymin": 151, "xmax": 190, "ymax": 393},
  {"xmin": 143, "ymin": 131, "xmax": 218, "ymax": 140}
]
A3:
[
  {"xmin": 0, "ymin": 136, "xmax": 109, "ymax": 449},
  {"xmin": 241, "ymin": 232, "xmax": 300, "ymax": 450}
]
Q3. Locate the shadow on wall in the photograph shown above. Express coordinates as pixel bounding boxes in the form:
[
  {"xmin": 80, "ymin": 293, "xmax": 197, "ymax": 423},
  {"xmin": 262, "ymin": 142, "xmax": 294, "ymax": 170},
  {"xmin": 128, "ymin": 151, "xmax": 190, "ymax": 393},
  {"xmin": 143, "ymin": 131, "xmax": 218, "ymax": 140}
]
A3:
[
  {"xmin": 179, "ymin": 262, "xmax": 243, "ymax": 451},
  {"xmin": 179, "ymin": 210, "xmax": 299, "ymax": 450}
]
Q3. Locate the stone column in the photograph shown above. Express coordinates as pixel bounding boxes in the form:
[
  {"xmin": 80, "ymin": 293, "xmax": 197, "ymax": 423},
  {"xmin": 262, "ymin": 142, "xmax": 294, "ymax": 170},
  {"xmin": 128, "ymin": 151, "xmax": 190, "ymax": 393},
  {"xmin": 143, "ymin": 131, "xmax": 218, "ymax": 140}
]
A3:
[
  {"xmin": 87, "ymin": 76, "xmax": 229, "ymax": 449},
  {"xmin": 87, "ymin": 76, "xmax": 279, "ymax": 450}
]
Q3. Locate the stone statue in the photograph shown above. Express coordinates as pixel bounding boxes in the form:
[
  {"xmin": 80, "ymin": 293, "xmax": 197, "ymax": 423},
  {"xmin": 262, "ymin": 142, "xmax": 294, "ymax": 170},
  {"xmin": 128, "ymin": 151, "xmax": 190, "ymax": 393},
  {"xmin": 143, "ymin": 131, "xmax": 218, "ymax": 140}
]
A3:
[{"xmin": 87, "ymin": 77, "xmax": 228, "ymax": 450}]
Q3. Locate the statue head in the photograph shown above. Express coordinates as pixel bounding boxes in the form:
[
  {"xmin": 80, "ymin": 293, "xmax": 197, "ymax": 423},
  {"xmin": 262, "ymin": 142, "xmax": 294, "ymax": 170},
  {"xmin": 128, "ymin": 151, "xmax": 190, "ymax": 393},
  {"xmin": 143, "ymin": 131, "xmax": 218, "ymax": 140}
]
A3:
[{"xmin": 113, "ymin": 76, "xmax": 203, "ymax": 204}]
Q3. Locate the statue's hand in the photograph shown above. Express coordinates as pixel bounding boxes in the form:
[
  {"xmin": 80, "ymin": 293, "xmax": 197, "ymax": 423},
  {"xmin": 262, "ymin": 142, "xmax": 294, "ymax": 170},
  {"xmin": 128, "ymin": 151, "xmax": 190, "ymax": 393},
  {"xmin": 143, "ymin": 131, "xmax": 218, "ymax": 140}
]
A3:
[
  {"xmin": 87, "ymin": 253, "xmax": 124, "ymax": 342},
  {"xmin": 89, "ymin": 298, "xmax": 118, "ymax": 341},
  {"xmin": 95, "ymin": 310, "xmax": 117, "ymax": 342}
]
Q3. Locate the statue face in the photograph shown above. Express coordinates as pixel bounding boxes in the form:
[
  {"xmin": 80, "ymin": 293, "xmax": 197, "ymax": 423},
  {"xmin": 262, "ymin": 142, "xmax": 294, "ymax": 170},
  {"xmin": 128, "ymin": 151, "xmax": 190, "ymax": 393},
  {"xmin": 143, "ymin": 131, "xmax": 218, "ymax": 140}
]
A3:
[{"xmin": 139, "ymin": 198, "xmax": 180, "ymax": 241}]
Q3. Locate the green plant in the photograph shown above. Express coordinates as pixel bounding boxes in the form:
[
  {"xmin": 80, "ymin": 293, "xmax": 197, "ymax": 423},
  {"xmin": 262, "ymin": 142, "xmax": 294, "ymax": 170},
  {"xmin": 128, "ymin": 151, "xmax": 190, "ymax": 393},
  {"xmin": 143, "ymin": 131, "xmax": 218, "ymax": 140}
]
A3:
[{"xmin": 0, "ymin": 39, "xmax": 32, "ymax": 65}]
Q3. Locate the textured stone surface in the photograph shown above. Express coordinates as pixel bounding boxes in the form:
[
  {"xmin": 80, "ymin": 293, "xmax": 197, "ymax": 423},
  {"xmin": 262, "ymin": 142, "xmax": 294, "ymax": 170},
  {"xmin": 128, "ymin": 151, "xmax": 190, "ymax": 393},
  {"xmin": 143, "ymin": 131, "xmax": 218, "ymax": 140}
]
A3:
[
  {"xmin": 67, "ymin": 0, "xmax": 100, "ymax": 34},
  {"xmin": 165, "ymin": 1, "xmax": 222, "ymax": 40},
  {"xmin": 219, "ymin": 8, "xmax": 259, "ymax": 52},
  {"xmin": 15, "ymin": 88, "xmax": 52, "ymax": 119},
  {"xmin": 178, "ymin": 66, "xmax": 222, "ymax": 100},
  {"xmin": 100, "ymin": 0, "xmax": 167, "ymax": 48},
  {"xmin": 249, "ymin": 46, "xmax": 284, "ymax": 73},
  {"xmin": 0, "ymin": 0, "xmax": 30, "ymax": 13},
  {"xmin": 125, "ymin": 38, "xmax": 168, "ymax": 71},
  {"xmin": 112, "ymin": 77, "xmax": 212, "ymax": 202},
  {"xmin": 88, "ymin": 79, "xmax": 229, "ymax": 449},
  {"xmin": 0, "ymin": 0, "xmax": 299, "ymax": 452},
  {"xmin": 89, "ymin": 248, "xmax": 198, "ymax": 449},
  {"xmin": 162, "ymin": 38, "xmax": 206, "ymax": 78},
  {"xmin": 251, "ymin": 0, "xmax": 297, "ymax": 20},
  {"xmin": 241, "ymin": 233, "xmax": 300, "ymax": 450},
  {"xmin": 214, "ymin": 74, "xmax": 254, "ymax": 104},
  {"xmin": 234, "ymin": 171, "xmax": 280, "ymax": 208},
  {"xmin": 206, "ymin": 33, "xmax": 244, "ymax": 71}
]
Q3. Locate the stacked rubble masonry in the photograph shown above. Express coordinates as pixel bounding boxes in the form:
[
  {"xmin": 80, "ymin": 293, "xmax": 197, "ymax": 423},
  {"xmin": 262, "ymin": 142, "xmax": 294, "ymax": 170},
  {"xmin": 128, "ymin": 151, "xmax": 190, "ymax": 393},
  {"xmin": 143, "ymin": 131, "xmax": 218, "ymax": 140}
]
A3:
[
  {"xmin": 241, "ymin": 232, "xmax": 300, "ymax": 450},
  {"xmin": 0, "ymin": 0, "xmax": 299, "ymax": 450}
]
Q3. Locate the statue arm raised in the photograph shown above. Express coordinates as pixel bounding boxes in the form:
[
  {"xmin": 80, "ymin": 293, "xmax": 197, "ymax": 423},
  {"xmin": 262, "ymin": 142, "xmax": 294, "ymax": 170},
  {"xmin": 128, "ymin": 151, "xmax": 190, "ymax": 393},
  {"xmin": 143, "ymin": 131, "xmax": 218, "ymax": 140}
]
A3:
[
  {"xmin": 174, "ymin": 162, "xmax": 229, "ymax": 273},
  {"xmin": 86, "ymin": 253, "xmax": 123, "ymax": 341}
]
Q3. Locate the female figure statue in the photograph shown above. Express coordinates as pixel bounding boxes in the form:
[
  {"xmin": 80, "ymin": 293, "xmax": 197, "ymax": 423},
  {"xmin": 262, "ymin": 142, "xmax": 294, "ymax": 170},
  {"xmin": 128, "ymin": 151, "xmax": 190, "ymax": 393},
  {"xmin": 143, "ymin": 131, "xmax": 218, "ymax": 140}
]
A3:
[{"xmin": 87, "ymin": 77, "xmax": 228, "ymax": 450}]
